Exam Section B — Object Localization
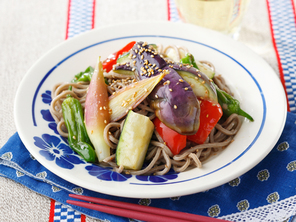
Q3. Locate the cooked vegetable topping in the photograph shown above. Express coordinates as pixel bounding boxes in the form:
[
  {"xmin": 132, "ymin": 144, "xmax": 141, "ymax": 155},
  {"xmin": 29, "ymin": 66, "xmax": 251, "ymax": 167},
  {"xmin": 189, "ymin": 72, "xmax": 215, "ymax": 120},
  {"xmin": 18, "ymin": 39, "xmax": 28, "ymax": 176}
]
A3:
[
  {"xmin": 62, "ymin": 97, "xmax": 96, "ymax": 162},
  {"xmin": 50, "ymin": 41, "xmax": 254, "ymax": 175},
  {"xmin": 84, "ymin": 58, "xmax": 111, "ymax": 162},
  {"xmin": 109, "ymin": 73, "xmax": 165, "ymax": 122},
  {"xmin": 71, "ymin": 66, "xmax": 94, "ymax": 83},
  {"xmin": 102, "ymin": 41, "xmax": 136, "ymax": 72},
  {"xmin": 130, "ymin": 41, "xmax": 200, "ymax": 135},
  {"xmin": 180, "ymin": 53, "xmax": 198, "ymax": 69},
  {"xmin": 171, "ymin": 63, "xmax": 217, "ymax": 103},
  {"xmin": 116, "ymin": 110, "xmax": 154, "ymax": 170},
  {"xmin": 215, "ymin": 84, "xmax": 254, "ymax": 121},
  {"xmin": 187, "ymin": 99, "xmax": 223, "ymax": 144},
  {"xmin": 153, "ymin": 117, "xmax": 187, "ymax": 155}
]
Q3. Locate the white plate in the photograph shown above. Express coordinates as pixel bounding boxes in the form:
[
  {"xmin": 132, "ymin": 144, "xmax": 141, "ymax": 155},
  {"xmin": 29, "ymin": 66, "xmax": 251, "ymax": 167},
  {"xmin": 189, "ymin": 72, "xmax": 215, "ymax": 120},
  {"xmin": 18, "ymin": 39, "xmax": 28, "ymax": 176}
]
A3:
[{"xmin": 14, "ymin": 21, "xmax": 287, "ymax": 198}]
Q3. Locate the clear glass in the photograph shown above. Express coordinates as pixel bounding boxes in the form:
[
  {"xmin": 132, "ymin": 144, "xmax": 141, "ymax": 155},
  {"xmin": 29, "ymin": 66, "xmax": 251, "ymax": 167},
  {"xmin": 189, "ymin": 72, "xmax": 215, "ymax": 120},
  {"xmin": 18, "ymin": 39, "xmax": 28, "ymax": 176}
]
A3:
[{"xmin": 175, "ymin": 0, "xmax": 250, "ymax": 40}]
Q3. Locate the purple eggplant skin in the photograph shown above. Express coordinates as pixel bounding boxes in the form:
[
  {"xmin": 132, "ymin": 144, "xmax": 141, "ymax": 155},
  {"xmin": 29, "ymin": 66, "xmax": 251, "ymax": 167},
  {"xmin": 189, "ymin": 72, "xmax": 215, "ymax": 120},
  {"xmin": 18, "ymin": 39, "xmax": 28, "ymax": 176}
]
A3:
[
  {"xmin": 114, "ymin": 63, "xmax": 133, "ymax": 71},
  {"xmin": 130, "ymin": 41, "xmax": 200, "ymax": 135}
]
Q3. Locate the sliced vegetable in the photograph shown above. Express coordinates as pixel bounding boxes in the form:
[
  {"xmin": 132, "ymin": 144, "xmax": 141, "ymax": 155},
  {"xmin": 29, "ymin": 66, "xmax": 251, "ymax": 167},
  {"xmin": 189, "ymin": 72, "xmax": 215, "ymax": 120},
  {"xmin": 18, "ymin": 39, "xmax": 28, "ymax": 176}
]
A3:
[
  {"xmin": 102, "ymin": 41, "xmax": 136, "ymax": 72},
  {"xmin": 180, "ymin": 53, "xmax": 215, "ymax": 79},
  {"xmin": 172, "ymin": 65, "xmax": 217, "ymax": 102},
  {"xmin": 188, "ymin": 99, "xmax": 223, "ymax": 144},
  {"xmin": 116, "ymin": 110, "xmax": 154, "ymax": 170},
  {"xmin": 62, "ymin": 97, "xmax": 96, "ymax": 162},
  {"xmin": 115, "ymin": 44, "xmax": 157, "ymax": 65},
  {"xmin": 215, "ymin": 85, "xmax": 254, "ymax": 121},
  {"xmin": 195, "ymin": 61, "xmax": 215, "ymax": 79},
  {"xmin": 116, "ymin": 52, "xmax": 131, "ymax": 64},
  {"xmin": 113, "ymin": 51, "xmax": 135, "ymax": 75},
  {"xmin": 113, "ymin": 63, "xmax": 135, "ymax": 76},
  {"xmin": 131, "ymin": 41, "xmax": 200, "ymax": 135},
  {"xmin": 71, "ymin": 66, "xmax": 94, "ymax": 83},
  {"xmin": 109, "ymin": 72, "xmax": 165, "ymax": 122},
  {"xmin": 84, "ymin": 57, "xmax": 110, "ymax": 162},
  {"xmin": 153, "ymin": 117, "xmax": 187, "ymax": 155},
  {"xmin": 216, "ymin": 86, "xmax": 254, "ymax": 122}
]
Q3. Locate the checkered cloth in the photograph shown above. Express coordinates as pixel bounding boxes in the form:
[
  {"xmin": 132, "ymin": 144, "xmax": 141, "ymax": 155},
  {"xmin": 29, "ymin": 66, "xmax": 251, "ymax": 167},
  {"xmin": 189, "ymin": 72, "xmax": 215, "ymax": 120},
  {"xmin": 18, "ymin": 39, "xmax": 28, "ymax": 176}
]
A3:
[
  {"xmin": 267, "ymin": 0, "xmax": 296, "ymax": 112},
  {"xmin": 53, "ymin": 202, "xmax": 82, "ymax": 222}
]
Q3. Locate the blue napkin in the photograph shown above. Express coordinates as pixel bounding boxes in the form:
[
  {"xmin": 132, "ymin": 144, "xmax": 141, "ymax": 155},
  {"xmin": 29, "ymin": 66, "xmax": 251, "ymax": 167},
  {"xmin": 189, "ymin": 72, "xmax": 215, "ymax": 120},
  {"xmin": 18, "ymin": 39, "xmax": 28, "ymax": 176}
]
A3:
[{"xmin": 1, "ymin": 112, "xmax": 296, "ymax": 221}]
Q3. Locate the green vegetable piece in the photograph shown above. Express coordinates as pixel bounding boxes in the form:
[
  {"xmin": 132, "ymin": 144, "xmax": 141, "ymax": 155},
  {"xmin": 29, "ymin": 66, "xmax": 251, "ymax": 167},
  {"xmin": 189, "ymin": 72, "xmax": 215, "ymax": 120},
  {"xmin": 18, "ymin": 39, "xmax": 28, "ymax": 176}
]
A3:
[
  {"xmin": 72, "ymin": 66, "xmax": 94, "ymax": 83},
  {"xmin": 180, "ymin": 53, "xmax": 215, "ymax": 79},
  {"xmin": 62, "ymin": 97, "xmax": 97, "ymax": 162},
  {"xmin": 176, "ymin": 70, "xmax": 217, "ymax": 102},
  {"xmin": 117, "ymin": 52, "xmax": 131, "ymax": 64},
  {"xmin": 116, "ymin": 110, "xmax": 154, "ymax": 170},
  {"xmin": 180, "ymin": 53, "xmax": 198, "ymax": 69},
  {"xmin": 215, "ymin": 85, "xmax": 254, "ymax": 122}
]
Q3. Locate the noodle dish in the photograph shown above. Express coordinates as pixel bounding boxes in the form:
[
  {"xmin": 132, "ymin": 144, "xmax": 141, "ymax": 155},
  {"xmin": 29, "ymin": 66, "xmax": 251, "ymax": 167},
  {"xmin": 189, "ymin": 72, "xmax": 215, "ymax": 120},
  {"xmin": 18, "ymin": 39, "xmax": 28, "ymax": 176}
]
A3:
[
  {"xmin": 14, "ymin": 21, "xmax": 287, "ymax": 198},
  {"xmin": 50, "ymin": 41, "xmax": 254, "ymax": 176}
]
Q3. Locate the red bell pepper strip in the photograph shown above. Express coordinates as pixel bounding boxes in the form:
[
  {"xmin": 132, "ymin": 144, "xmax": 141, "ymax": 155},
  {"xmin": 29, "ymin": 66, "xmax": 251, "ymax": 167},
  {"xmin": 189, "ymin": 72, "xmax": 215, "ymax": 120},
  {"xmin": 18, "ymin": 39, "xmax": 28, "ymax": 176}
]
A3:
[
  {"xmin": 102, "ymin": 41, "xmax": 136, "ymax": 72},
  {"xmin": 187, "ymin": 99, "xmax": 223, "ymax": 145},
  {"xmin": 154, "ymin": 100, "xmax": 222, "ymax": 155},
  {"xmin": 153, "ymin": 117, "xmax": 187, "ymax": 155}
]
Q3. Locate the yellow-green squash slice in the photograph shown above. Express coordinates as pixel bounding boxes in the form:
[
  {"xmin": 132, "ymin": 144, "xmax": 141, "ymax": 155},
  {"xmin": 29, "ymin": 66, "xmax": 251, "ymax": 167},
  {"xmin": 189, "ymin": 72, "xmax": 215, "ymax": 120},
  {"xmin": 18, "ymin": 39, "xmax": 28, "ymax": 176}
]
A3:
[{"xmin": 116, "ymin": 110, "xmax": 154, "ymax": 170}]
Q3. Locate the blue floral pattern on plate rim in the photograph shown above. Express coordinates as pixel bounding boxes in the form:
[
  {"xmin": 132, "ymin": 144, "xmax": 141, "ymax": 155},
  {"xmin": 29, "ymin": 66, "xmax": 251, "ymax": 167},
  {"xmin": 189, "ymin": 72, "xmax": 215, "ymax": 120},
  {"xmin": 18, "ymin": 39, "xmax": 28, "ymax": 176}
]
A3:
[{"xmin": 38, "ymin": 89, "xmax": 180, "ymax": 183}]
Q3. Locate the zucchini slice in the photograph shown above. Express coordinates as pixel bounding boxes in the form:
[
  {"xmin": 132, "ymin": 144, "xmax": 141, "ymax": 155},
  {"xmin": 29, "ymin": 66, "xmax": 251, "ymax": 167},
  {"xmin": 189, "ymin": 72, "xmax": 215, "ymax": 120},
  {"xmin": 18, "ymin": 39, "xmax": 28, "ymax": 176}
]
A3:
[
  {"xmin": 176, "ymin": 70, "xmax": 217, "ymax": 102},
  {"xmin": 116, "ymin": 110, "xmax": 154, "ymax": 170},
  {"xmin": 195, "ymin": 61, "xmax": 215, "ymax": 79},
  {"xmin": 117, "ymin": 52, "xmax": 131, "ymax": 64}
]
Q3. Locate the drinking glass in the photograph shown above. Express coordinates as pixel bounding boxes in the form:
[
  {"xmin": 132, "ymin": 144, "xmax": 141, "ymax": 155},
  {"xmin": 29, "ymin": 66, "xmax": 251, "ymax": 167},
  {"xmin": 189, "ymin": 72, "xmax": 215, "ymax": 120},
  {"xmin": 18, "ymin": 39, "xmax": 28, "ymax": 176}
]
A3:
[{"xmin": 175, "ymin": 0, "xmax": 250, "ymax": 39}]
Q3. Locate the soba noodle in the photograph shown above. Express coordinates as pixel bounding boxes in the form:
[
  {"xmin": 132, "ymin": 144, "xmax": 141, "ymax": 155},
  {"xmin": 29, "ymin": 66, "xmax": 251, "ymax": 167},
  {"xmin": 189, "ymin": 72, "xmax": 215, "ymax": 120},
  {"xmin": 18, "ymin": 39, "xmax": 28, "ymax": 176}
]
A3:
[{"xmin": 49, "ymin": 44, "xmax": 243, "ymax": 176}]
